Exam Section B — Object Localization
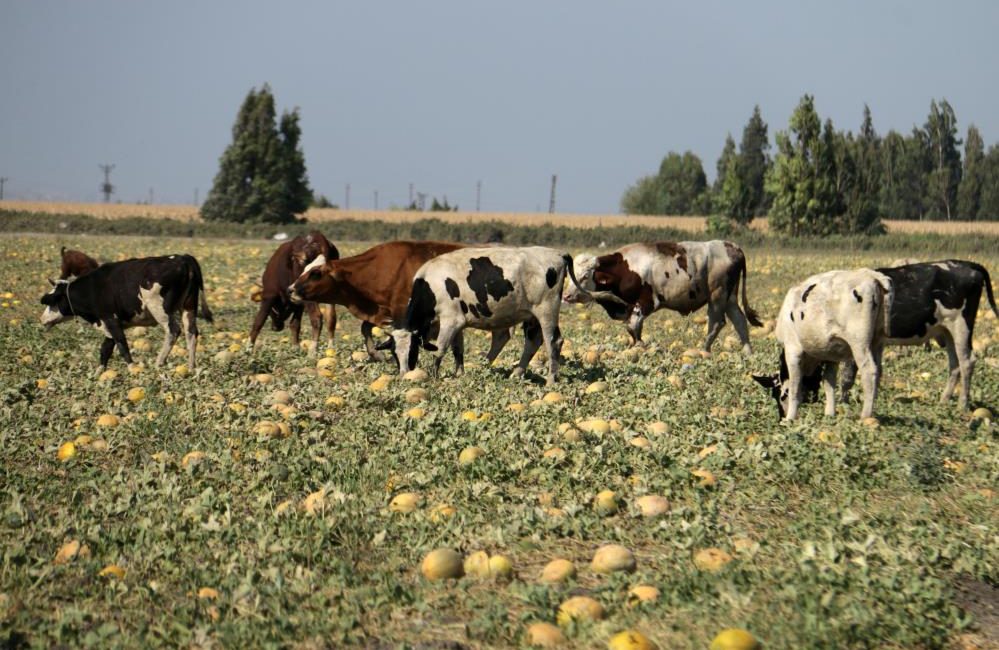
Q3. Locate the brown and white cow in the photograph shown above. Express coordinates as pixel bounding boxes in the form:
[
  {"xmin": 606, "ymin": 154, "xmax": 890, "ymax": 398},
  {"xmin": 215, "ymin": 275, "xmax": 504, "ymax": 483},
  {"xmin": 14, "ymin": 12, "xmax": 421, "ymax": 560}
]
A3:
[
  {"xmin": 753, "ymin": 269, "xmax": 893, "ymax": 421},
  {"xmin": 250, "ymin": 232, "xmax": 339, "ymax": 355},
  {"xmin": 563, "ymin": 240, "xmax": 762, "ymax": 353},
  {"xmin": 60, "ymin": 247, "xmax": 99, "ymax": 280},
  {"xmin": 289, "ymin": 240, "xmax": 512, "ymax": 364}
]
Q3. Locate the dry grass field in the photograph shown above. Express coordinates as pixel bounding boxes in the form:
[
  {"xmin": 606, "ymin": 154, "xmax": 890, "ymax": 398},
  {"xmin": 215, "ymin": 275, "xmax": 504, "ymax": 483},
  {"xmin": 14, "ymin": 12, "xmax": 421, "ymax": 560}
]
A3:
[{"xmin": 7, "ymin": 199, "xmax": 999, "ymax": 236}]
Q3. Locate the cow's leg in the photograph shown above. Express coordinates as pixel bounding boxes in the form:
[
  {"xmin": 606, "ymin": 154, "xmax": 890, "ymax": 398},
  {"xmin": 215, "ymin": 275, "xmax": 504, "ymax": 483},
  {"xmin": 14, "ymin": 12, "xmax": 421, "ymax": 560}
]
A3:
[
  {"xmin": 839, "ymin": 360, "xmax": 858, "ymax": 403},
  {"xmin": 182, "ymin": 308, "xmax": 198, "ymax": 369},
  {"xmin": 249, "ymin": 299, "xmax": 273, "ymax": 352},
  {"xmin": 941, "ymin": 334, "xmax": 960, "ymax": 402},
  {"xmin": 952, "ymin": 324, "xmax": 975, "ymax": 410},
  {"xmin": 625, "ymin": 307, "xmax": 646, "ymax": 347},
  {"xmin": 323, "ymin": 304, "xmax": 337, "ymax": 348},
  {"xmin": 514, "ymin": 320, "xmax": 543, "ymax": 379},
  {"xmin": 289, "ymin": 304, "xmax": 304, "ymax": 347},
  {"xmin": 784, "ymin": 350, "xmax": 803, "ymax": 421},
  {"xmin": 821, "ymin": 363, "xmax": 838, "ymax": 417},
  {"xmin": 430, "ymin": 321, "xmax": 461, "ymax": 379},
  {"xmin": 452, "ymin": 331, "xmax": 465, "ymax": 376},
  {"xmin": 539, "ymin": 318, "xmax": 562, "ymax": 385},
  {"xmin": 703, "ymin": 303, "xmax": 727, "ymax": 352},
  {"xmin": 726, "ymin": 300, "xmax": 752, "ymax": 355},
  {"xmin": 486, "ymin": 328, "xmax": 512, "ymax": 364},
  {"xmin": 852, "ymin": 346, "xmax": 880, "ymax": 419},
  {"xmin": 99, "ymin": 336, "xmax": 116, "ymax": 368},
  {"xmin": 361, "ymin": 321, "xmax": 387, "ymax": 362},
  {"xmin": 156, "ymin": 313, "xmax": 181, "ymax": 367},
  {"xmin": 103, "ymin": 318, "xmax": 134, "ymax": 366},
  {"xmin": 305, "ymin": 302, "xmax": 322, "ymax": 357}
]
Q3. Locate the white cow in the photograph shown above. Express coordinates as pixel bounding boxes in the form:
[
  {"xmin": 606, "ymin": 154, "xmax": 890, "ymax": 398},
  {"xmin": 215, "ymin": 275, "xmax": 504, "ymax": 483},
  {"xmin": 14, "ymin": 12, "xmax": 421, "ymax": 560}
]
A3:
[
  {"xmin": 382, "ymin": 246, "xmax": 619, "ymax": 384},
  {"xmin": 754, "ymin": 269, "xmax": 893, "ymax": 421}
]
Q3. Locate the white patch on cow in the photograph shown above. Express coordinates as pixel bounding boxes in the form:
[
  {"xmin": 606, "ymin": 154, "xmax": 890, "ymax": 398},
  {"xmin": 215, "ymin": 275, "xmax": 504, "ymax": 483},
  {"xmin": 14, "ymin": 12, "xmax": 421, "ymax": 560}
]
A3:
[
  {"xmin": 563, "ymin": 254, "xmax": 598, "ymax": 302},
  {"xmin": 302, "ymin": 255, "xmax": 326, "ymax": 275},
  {"xmin": 136, "ymin": 283, "xmax": 167, "ymax": 327},
  {"xmin": 40, "ymin": 305, "xmax": 66, "ymax": 326}
]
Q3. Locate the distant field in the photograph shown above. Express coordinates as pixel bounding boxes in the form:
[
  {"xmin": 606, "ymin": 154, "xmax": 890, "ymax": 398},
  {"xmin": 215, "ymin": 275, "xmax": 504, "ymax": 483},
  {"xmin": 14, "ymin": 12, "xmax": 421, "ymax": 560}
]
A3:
[{"xmin": 5, "ymin": 199, "xmax": 999, "ymax": 236}]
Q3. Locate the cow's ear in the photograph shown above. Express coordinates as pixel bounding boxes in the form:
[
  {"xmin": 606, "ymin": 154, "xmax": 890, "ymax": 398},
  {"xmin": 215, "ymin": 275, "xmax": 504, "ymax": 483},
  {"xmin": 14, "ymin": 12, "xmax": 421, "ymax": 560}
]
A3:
[
  {"xmin": 752, "ymin": 374, "xmax": 777, "ymax": 389},
  {"xmin": 60, "ymin": 247, "xmax": 67, "ymax": 257},
  {"xmin": 330, "ymin": 267, "xmax": 345, "ymax": 281},
  {"xmin": 48, "ymin": 278, "xmax": 56, "ymax": 286}
]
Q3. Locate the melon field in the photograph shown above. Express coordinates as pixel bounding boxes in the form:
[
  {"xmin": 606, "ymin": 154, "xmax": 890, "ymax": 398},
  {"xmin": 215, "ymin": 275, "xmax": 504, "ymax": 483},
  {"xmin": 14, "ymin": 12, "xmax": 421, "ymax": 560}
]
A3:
[{"xmin": 0, "ymin": 233, "xmax": 997, "ymax": 649}]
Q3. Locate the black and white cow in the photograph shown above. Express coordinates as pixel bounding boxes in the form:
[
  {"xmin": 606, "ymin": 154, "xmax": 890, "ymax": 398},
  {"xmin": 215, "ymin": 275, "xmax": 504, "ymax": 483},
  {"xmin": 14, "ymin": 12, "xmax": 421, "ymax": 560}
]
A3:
[
  {"xmin": 754, "ymin": 269, "xmax": 893, "ymax": 421},
  {"xmin": 840, "ymin": 260, "xmax": 999, "ymax": 410},
  {"xmin": 40, "ymin": 254, "xmax": 213, "ymax": 369},
  {"xmin": 563, "ymin": 240, "xmax": 762, "ymax": 353},
  {"xmin": 381, "ymin": 246, "xmax": 621, "ymax": 384}
]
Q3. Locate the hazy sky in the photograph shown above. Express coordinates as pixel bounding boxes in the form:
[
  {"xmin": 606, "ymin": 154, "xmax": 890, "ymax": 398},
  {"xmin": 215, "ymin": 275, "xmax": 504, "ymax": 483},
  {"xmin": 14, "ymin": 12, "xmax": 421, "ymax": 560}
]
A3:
[{"xmin": 2, "ymin": 1, "xmax": 998, "ymax": 214}]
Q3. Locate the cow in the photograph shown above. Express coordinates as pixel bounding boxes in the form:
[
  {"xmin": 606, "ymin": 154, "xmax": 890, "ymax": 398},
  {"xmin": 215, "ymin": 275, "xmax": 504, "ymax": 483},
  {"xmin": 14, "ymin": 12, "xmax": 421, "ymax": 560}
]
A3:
[
  {"xmin": 60, "ymin": 247, "xmax": 99, "ymax": 280},
  {"xmin": 562, "ymin": 240, "xmax": 762, "ymax": 353},
  {"xmin": 40, "ymin": 254, "xmax": 214, "ymax": 369},
  {"xmin": 289, "ymin": 240, "xmax": 512, "ymax": 365},
  {"xmin": 381, "ymin": 246, "xmax": 623, "ymax": 384},
  {"xmin": 840, "ymin": 260, "xmax": 999, "ymax": 410},
  {"xmin": 249, "ymin": 231, "xmax": 339, "ymax": 355},
  {"xmin": 753, "ymin": 269, "xmax": 893, "ymax": 421}
]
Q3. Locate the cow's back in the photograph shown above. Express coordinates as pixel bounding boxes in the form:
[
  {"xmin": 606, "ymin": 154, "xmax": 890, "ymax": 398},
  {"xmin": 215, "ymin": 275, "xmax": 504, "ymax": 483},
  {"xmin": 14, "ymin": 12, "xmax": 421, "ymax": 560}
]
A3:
[{"xmin": 261, "ymin": 240, "xmax": 297, "ymax": 299}]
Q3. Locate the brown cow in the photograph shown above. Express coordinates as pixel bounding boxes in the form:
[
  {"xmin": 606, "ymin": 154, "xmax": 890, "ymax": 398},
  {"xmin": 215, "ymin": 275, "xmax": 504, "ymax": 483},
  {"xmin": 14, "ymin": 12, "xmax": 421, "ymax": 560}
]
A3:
[
  {"xmin": 60, "ymin": 247, "xmax": 99, "ymax": 279},
  {"xmin": 289, "ymin": 240, "xmax": 511, "ymax": 363},
  {"xmin": 250, "ymin": 232, "xmax": 340, "ymax": 354}
]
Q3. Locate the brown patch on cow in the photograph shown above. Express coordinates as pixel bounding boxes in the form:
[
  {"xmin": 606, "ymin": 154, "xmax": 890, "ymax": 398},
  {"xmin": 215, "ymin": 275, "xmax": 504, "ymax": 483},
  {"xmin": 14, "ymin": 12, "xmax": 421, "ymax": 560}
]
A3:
[
  {"xmin": 721, "ymin": 242, "xmax": 747, "ymax": 298},
  {"xmin": 592, "ymin": 253, "xmax": 644, "ymax": 320},
  {"xmin": 655, "ymin": 242, "xmax": 687, "ymax": 272}
]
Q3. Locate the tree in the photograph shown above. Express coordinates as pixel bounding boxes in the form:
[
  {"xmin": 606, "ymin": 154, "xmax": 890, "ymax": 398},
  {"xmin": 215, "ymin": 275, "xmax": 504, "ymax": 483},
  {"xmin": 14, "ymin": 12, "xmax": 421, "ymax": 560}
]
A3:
[
  {"xmin": 879, "ymin": 128, "xmax": 931, "ymax": 219},
  {"xmin": 738, "ymin": 105, "xmax": 771, "ymax": 217},
  {"xmin": 656, "ymin": 151, "xmax": 709, "ymax": 215},
  {"xmin": 923, "ymin": 99, "xmax": 962, "ymax": 220},
  {"xmin": 620, "ymin": 175, "xmax": 659, "ymax": 215},
  {"xmin": 979, "ymin": 145, "xmax": 999, "ymax": 219},
  {"xmin": 957, "ymin": 125, "xmax": 985, "ymax": 219},
  {"xmin": 714, "ymin": 134, "xmax": 736, "ymax": 194},
  {"xmin": 202, "ymin": 85, "xmax": 312, "ymax": 224},
  {"xmin": 767, "ymin": 95, "xmax": 827, "ymax": 236}
]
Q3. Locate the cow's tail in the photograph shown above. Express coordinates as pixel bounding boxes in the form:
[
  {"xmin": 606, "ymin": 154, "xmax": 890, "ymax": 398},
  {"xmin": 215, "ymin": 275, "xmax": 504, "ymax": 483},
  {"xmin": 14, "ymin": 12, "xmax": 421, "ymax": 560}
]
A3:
[
  {"xmin": 188, "ymin": 256, "xmax": 214, "ymax": 324},
  {"xmin": 561, "ymin": 254, "xmax": 627, "ymax": 306},
  {"xmin": 968, "ymin": 262, "xmax": 999, "ymax": 319},
  {"xmin": 739, "ymin": 257, "xmax": 763, "ymax": 327}
]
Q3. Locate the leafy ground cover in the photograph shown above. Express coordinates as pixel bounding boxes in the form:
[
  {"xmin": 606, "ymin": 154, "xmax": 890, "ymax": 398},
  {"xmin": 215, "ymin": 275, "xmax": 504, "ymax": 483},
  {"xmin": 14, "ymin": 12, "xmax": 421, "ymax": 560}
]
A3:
[{"xmin": 0, "ymin": 234, "xmax": 996, "ymax": 649}]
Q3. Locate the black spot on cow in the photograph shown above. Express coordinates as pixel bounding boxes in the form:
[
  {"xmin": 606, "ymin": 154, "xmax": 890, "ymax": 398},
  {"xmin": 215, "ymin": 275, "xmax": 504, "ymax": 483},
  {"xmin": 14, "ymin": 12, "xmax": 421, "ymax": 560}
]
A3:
[
  {"xmin": 655, "ymin": 242, "xmax": 688, "ymax": 272},
  {"xmin": 688, "ymin": 290, "xmax": 696, "ymax": 300},
  {"xmin": 459, "ymin": 301, "xmax": 468, "ymax": 314},
  {"xmin": 545, "ymin": 267, "xmax": 558, "ymax": 288},
  {"xmin": 404, "ymin": 278, "xmax": 438, "ymax": 347},
  {"xmin": 799, "ymin": 311, "xmax": 805, "ymax": 320},
  {"xmin": 445, "ymin": 277, "xmax": 461, "ymax": 299},
  {"xmin": 664, "ymin": 271, "xmax": 670, "ymax": 278},
  {"xmin": 468, "ymin": 303, "xmax": 481, "ymax": 318},
  {"xmin": 789, "ymin": 312, "xmax": 794, "ymax": 322},
  {"xmin": 802, "ymin": 284, "xmax": 816, "ymax": 302},
  {"xmin": 467, "ymin": 257, "xmax": 512, "ymax": 317},
  {"xmin": 853, "ymin": 290, "xmax": 862, "ymax": 303}
]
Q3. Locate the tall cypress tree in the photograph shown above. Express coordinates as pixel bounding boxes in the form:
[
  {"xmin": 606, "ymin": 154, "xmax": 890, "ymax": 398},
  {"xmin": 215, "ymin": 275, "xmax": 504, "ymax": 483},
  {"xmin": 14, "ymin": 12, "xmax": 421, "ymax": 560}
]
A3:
[
  {"xmin": 957, "ymin": 125, "xmax": 985, "ymax": 219},
  {"xmin": 978, "ymin": 145, "xmax": 999, "ymax": 220},
  {"xmin": 714, "ymin": 134, "xmax": 736, "ymax": 194},
  {"xmin": 738, "ymin": 105, "xmax": 771, "ymax": 217},
  {"xmin": 923, "ymin": 99, "xmax": 962, "ymax": 220},
  {"xmin": 202, "ymin": 85, "xmax": 311, "ymax": 224}
]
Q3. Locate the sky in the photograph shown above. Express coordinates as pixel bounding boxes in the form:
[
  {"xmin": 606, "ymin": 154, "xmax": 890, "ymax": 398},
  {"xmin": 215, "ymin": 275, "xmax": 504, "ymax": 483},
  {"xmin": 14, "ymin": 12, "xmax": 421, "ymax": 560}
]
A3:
[{"xmin": 2, "ymin": 1, "xmax": 998, "ymax": 214}]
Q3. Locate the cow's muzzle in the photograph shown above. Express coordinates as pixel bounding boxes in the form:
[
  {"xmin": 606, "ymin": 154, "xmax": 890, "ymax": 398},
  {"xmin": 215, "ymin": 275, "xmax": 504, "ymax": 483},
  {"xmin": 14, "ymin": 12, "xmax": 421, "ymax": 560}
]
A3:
[{"xmin": 288, "ymin": 284, "xmax": 304, "ymax": 304}]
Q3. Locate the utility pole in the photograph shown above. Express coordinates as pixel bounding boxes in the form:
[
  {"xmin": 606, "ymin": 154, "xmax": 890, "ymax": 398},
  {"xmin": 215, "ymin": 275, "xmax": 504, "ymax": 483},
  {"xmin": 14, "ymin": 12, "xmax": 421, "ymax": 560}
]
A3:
[
  {"xmin": 373, "ymin": 189, "xmax": 379, "ymax": 210},
  {"xmin": 0, "ymin": 177, "xmax": 7, "ymax": 201},
  {"xmin": 99, "ymin": 164, "xmax": 115, "ymax": 203},
  {"xmin": 345, "ymin": 183, "xmax": 351, "ymax": 210},
  {"xmin": 416, "ymin": 192, "xmax": 427, "ymax": 211},
  {"xmin": 476, "ymin": 180, "xmax": 482, "ymax": 212},
  {"xmin": 548, "ymin": 174, "xmax": 557, "ymax": 213}
]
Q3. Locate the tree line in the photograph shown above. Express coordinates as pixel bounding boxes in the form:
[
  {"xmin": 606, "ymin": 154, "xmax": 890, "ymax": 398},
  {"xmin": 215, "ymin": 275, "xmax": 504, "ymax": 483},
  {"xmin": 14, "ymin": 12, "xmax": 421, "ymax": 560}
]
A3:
[{"xmin": 622, "ymin": 96, "xmax": 999, "ymax": 235}]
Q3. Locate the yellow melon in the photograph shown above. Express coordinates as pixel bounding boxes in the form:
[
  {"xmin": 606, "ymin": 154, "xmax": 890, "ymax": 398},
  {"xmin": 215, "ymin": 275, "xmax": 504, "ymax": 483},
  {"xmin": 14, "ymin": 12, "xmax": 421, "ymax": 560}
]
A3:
[
  {"xmin": 608, "ymin": 630, "xmax": 658, "ymax": 650},
  {"xmin": 421, "ymin": 548, "xmax": 464, "ymax": 580},
  {"xmin": 540, "ymin": 558, "xmax": 576, "ymax": 583},
  {"xmin": 710, "ymin": 628, "xmax": 760, "ymax": 650},
  {"xmin": 557, "ymin": 596, "xmax": 605, "ymax": 625},
  {"xmin": 525, "ymin": 622, "xmax": 566, "ymax": 648},
  {"xmin": 591, "ymin": 544, "xmax": 636, "ymax": 574}
]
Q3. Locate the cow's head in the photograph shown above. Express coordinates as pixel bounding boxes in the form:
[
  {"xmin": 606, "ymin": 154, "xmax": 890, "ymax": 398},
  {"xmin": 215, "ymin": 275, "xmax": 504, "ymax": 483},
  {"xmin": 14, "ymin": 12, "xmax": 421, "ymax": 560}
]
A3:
[
  {"xmin": 290, "ymin": 233, "xmax": 328, "ymax": 268},
  {"xmin": 289, "ymin": 255, "xmax": 334, "ymax": 303},
  {"xmin": 60, "ymin": 247, "xmax": 99, "ymax": 280},
  {"xmin": 39, "ymin": 280, "xmax": 75, "ymax": 328},
  {"xmin": 376, "ymin": 328, "xmax": 435, "ymax": 375},
  {"xmin": 563, "ymin": 254, "xmax": 599, "ymax": 303},
  {"xmin": 753, "ymin": 351, "xmax": 825, "ymax": 421}
]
